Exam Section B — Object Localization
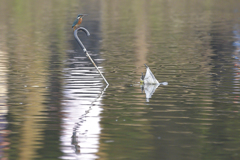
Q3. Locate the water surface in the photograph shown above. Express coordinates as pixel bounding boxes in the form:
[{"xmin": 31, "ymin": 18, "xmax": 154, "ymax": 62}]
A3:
[{"xmin": 0, "ymin": 0, "xmax": 240, "ymax": 159}]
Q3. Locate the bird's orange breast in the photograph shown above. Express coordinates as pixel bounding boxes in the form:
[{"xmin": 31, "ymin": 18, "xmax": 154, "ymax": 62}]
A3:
[{"xmin": 77, "ymin": 18, "xmax": 82, "ymax": 25}]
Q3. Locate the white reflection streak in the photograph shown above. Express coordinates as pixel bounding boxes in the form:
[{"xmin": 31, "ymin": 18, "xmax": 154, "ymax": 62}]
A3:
[
  {"xmin": 0, "ymin": 51, "xmax": 8, "ymax": 158},
  {"xmin": 233, "ymin": 28, "xmax": 240, "ymax": 97},
  {"xmin": 60, "ymin": 64, "xmax": 106, "ymax": 160}
]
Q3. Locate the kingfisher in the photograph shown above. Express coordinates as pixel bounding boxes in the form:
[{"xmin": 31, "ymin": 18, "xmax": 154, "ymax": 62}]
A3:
[{"xmin": 72, "ymin": 14, "xmax": 87, "ymax": 30}]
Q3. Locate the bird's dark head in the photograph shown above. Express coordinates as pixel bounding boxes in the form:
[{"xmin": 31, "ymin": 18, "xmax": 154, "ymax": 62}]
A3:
[{"xmin": 77, "ymin": 14, "xmax": 87, "ymax": 19}]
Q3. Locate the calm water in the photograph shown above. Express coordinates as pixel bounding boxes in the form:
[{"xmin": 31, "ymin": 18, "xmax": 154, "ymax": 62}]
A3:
[{"xmin": 1, "ymin": 0, "xmax": 240, "ymax": 159}]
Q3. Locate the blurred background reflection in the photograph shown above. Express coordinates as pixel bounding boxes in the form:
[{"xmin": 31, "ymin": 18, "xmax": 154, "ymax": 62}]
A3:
[{"xmin": 1, "ymin": 0, "xmax": 240, "ymax": 159}]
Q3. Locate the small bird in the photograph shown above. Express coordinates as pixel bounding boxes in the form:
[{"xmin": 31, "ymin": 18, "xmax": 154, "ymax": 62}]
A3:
[{"xmin": 72, "ymin": 14, "xmax": 87, "ymax": 30}]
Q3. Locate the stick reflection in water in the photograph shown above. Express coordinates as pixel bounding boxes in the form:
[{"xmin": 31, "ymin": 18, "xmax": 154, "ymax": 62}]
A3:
[{"xmin": 60, "ymin": 60, "xmax": 107, "ymax": 159}]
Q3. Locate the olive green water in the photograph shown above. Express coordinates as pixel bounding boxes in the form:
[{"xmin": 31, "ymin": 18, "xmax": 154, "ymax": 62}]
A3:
[{"xmin": 1, "ymin": 0, "xmax": 240, "ymax": 159}]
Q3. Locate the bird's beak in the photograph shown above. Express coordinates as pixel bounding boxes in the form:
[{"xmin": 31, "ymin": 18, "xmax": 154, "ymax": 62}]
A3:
[{"xmin": 82, "ymin": 14, "xmax": 87, "ymax": 18}]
